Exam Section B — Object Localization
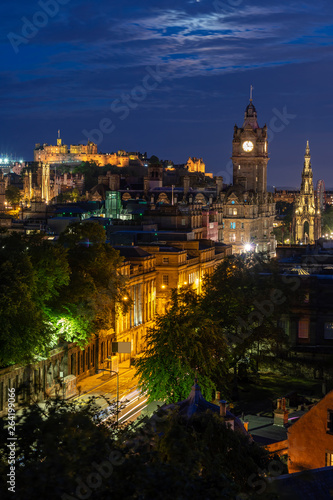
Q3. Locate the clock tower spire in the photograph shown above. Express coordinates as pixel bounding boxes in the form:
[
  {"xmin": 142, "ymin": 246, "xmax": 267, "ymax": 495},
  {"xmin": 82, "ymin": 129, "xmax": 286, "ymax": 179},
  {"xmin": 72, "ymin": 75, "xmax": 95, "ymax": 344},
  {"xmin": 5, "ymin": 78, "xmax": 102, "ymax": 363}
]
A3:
[{"xmin": 232, "ymin": 96, "xmax": 269, "ymax": 193}]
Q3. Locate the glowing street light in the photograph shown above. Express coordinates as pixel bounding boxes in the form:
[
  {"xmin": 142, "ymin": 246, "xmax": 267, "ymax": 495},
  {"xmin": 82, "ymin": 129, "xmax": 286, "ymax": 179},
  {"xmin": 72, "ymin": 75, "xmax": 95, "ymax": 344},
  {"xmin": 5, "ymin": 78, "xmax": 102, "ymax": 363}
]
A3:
[{"xmin": 244, "ymin": 243, "xmax": 253, "ymax": 252}]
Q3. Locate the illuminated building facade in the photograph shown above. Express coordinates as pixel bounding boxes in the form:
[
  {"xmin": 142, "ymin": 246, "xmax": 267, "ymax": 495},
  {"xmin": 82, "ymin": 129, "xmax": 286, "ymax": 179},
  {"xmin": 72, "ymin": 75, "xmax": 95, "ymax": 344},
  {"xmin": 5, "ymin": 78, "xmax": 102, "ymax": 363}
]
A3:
[
  {"xmin": 140, "ymin": 240, "xmax": 231, "ymax": 315},
  {"xmin": 292, "ymin": 142, "xmax": 321, "ymax": 244},
  {"xmin": 222, "ymin": 97, "xmax": 276, "ymax": 255},
  {"xmin": 34, "ymin": 132, "xmax": 140, "ymax": 167}
]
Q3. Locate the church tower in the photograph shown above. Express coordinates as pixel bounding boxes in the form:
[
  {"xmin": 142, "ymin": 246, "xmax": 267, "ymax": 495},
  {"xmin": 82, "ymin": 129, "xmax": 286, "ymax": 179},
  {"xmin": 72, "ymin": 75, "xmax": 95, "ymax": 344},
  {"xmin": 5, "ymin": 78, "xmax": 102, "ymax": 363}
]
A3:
[
  {"xmin": 292, "ymin": 141, "xmax": 321, "ymax": 244},
  {"xmin": 231, "ymin": 90, "xmax": 269, "ymax": 193}
]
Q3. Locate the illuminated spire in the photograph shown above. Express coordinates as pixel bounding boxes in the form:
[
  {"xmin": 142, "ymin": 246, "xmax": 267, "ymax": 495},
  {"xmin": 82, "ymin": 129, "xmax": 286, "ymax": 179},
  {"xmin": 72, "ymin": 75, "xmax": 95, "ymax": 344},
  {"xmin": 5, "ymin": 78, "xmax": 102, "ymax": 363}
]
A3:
[
  {"xmin": 305, "ymin": 140, "xmax": 310, "ymax": 156},
  {"xmin": 250, "ymin": 84, "xmax": 254, "ymax": 102}
]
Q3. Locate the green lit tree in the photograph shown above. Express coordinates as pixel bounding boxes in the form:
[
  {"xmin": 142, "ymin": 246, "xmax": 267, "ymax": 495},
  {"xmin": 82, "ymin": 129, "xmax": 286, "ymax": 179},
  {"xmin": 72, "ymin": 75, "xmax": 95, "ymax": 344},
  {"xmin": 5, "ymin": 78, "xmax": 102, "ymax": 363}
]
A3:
[{"xmin": 0, "ymin": 234, "xmax": 70, "ymax": 367}]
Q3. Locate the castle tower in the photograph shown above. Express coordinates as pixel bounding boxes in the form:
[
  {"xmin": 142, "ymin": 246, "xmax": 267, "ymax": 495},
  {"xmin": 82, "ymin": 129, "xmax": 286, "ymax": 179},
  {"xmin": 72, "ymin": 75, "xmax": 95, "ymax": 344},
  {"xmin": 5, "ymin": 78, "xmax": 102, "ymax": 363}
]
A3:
[
  {"xmin": 57, "ymin": 129, "xmax": 62, "ymax": 147},
  {"xmin": 231, "ymin": 93, "xmax": 269, "ymax": 193},
  {"xmin": 293, "ymin": 141, "xmax": 321, "ymax": 244}
]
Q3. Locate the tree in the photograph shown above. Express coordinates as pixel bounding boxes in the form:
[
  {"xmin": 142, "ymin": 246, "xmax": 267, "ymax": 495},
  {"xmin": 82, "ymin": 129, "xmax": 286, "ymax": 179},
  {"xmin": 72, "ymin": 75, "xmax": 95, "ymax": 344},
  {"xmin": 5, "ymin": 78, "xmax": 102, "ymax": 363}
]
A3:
[
  {"xmin": 273, "ymin": 202, "xmax": 293, "ymax": 244},
  {"xmin": 57, "ymin": 222, "xmax": 129, "ymax": 342},
  {"xmin": 0, "ymin": 397, "xmax": 120, "ymax": 500},
  {"xmin": 201, "ymin": 253, "xmax": 296, "ymax": 386},
  {"xmin": 0, "ymin": 397, "xmax": 285, "ymax": 500},
  {"xmin": 321, "ymin": 205, "xmax": 333, "ymax": 236},
  {"xmin": 5, "ymin": 185, "xmax": 21, "ymax": 206},
  {"xmin": 135, "ymin": 288, "xmax": 229, "ymax": 403},
  {"xmin": 0, "ymin": 234, "xmax": 70, "ymax": 367}
]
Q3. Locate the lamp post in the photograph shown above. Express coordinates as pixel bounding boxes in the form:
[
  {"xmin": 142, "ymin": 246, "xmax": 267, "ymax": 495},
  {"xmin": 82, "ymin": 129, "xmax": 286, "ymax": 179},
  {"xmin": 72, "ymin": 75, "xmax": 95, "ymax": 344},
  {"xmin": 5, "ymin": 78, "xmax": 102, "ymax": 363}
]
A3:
[{"xmin": 107, "ymin": 356, "xmax": 119, "ymax": 425}]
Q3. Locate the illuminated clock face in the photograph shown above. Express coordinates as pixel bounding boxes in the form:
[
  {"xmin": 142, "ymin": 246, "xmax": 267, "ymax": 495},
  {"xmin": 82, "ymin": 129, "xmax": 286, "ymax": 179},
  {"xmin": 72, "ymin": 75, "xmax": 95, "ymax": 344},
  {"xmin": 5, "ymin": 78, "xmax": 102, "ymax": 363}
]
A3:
[{"xmin": 242, "ymin": 141, "xmax": 254, "ymax": 152}]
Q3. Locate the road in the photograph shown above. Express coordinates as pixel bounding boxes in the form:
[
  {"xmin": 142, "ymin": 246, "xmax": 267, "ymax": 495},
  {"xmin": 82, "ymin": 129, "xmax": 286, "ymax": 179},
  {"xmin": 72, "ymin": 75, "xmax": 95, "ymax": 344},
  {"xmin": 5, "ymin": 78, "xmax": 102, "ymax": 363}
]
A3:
[{"xmin": 74, "ymin": 367, "xmax": 150, "ymax": 424}]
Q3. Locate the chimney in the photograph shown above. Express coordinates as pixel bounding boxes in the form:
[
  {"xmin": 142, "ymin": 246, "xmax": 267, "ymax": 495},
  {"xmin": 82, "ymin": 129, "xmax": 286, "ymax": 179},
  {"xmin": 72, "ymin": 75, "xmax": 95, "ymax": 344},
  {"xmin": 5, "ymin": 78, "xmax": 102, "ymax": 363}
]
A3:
[
  {"xmin": 144, "ymin": 176, "xmax": 149, "ymax": 195},
  {"xmin": 183, "ymin": 175, "xmax": 190, "ymax": 197},
  {"xmin": 216, "ymin": 176, "xmax": 223, "ymax": 198},
  {"xmin": 219, "ymin": 400, "xmax": 227, "ymax": 417}
]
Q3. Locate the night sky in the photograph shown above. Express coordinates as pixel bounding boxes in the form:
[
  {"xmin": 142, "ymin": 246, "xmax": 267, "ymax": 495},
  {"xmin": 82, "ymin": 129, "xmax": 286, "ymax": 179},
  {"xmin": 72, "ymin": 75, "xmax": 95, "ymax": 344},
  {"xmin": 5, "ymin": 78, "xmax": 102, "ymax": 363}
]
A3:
[{"xmin": 2, "ymin": 0, "xmax": 333, "ymax": 187}]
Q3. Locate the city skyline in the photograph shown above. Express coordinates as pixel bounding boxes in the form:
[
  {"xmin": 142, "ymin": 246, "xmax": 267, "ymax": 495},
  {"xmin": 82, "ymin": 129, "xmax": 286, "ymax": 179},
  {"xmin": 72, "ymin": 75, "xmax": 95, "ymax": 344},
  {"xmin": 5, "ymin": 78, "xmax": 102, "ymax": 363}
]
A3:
[{"xmin": 2, "ymin": 0, "xmax": 333, "ymax": 186}]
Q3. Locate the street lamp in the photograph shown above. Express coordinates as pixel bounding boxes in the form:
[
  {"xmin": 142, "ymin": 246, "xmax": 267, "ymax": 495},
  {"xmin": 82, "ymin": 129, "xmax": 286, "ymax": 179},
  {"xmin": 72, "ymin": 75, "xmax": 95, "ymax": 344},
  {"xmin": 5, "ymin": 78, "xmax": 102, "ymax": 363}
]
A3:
[{"xmin": 107, "ymin": 356, "xmax": 119, "ymax": 425}]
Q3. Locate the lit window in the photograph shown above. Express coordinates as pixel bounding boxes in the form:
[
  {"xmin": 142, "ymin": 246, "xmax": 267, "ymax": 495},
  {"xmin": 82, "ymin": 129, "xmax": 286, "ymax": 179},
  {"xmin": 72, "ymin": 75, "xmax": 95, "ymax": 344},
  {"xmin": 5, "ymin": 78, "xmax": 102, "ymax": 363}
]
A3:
[
  {"xmin": 233, "ymin": 208, "xmax": 238, "ymax": 215},
  {"xmin": 162, "ymin": 275, "xmax": 169, "ymax": 285},
  {"xmin": 327, "ymin": 411, "xmax": 333, "ymax": 434},
  {"xmin": 229, "ymin": 233, "xmax": 236, "ymax": 242},
  {"xmin": 324, "ymin": 323, "xmax": 333, "ymax": 340},
  {"xmin": 298, "ymin": 318, "xmax": 309, "ymax": 339},
  {"xmin": 326, "ymin": 452, "xmax": 333, "ymax": 466},
  {"xmin": 230, "ymin": 222, "xmax": 236, "ymax": 229}
]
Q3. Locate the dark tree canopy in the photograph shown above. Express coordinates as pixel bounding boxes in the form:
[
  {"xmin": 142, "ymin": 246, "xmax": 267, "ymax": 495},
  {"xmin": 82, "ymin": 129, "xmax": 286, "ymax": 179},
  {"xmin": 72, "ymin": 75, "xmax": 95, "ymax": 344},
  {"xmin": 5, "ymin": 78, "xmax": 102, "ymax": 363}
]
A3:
[{"xmin": 136, "ymin": 287, "xmax": 229, "ymax": 403}]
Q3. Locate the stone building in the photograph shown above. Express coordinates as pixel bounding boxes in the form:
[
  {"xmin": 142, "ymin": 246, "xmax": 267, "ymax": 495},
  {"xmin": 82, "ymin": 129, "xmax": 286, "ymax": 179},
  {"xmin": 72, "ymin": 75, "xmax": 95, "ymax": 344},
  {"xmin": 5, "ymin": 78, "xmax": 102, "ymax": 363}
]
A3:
[
  {"xmin": 288, "ymin": 390, "xmax": 333, "ymax": 473},
  {"xmin": 222, "ymin": 97, "xmax": 276, "ymax": 255},
  {"xmin": 292, "ymin": 142, "xmax": 321, "ymax": 244}
]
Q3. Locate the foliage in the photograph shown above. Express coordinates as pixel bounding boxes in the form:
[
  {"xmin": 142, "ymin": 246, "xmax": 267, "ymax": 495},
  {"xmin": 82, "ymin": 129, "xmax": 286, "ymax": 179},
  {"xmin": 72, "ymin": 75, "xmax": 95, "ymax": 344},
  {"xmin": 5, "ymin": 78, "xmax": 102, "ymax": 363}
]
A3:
[
  {"xmin": 201, "ymin": 253, "xmax": 293, "ymax": 364},
  {"xmin": 0, "ymin": 397, "xmax": 120, "ymax": 500},
  {"xmin": 57, "ymin": 222, "xmax": 129, "ymax": 339},
  {"xmin": 0, "ymin": 398, "xmax": 284, "ymax": 500},
  {"xmin": 135, "ymin": 287, "xmax": 229, "ymax": 403},
  {"xmin": 0, "ymin": 225, "xmax": 129, "ymax": 365},
  {"xmin": 273, "ymin": 202, "xmax": 293, "ymax": 244},
  {"xmin": 5, "ymin": 185, "xmax": 21, "ymax": 206},
  {"xmin": 321, "ymin": 205, "xmax": 333, "ymax": 236},
  {"xmin": 0, "ymin": 234, "xmax": 70, "ymax": 366}
]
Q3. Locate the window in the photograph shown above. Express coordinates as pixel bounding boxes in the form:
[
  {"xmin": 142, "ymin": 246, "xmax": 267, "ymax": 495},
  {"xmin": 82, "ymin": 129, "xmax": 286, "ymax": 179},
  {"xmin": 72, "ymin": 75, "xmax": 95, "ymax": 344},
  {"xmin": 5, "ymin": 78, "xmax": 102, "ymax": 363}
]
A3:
[
  {"xmin": 229, "ymin": 233, "xmax": 236, "ymax": 242},
  {"xmin": 230, "ymin": 222, "xmax": 236, "ymax": 229},
  {"xmin": 162, "ymin": 257, "xmax": 169, "ymax": 264},
  {"xmin": 162, "ymin": 275, "xmax": 169, "ymax": 285},
  {"xmin": 324, "ymin": 323, "xmax": 333, "ymax": 339},
  {"xmin": 181, "ymin": 218, "xmax": 186, "ymax": 226},
  {"xmin": 241, "ymin": 235, "xmax": 244, "ymax": 243},
  {"xmin": 327, "ymin": 411, "xmax": 333, "ymax": 434},
  {"xmin": 241, "ymin": 223, "xmax": 244, "ymax": 229},
  {"xmin": 298, "ymin": 318, "xmax": 309, "ymax": 339},
  {"xmin": 228, "ymin": 208, "xmax": 233, "ymax": 215},
  {"xmin": 233, "ymin": 208, "xmax": 238, "ymax": 215},
  {"xmin": 326, "ymin": 451, "xmax": 333, "ymax": 466}
]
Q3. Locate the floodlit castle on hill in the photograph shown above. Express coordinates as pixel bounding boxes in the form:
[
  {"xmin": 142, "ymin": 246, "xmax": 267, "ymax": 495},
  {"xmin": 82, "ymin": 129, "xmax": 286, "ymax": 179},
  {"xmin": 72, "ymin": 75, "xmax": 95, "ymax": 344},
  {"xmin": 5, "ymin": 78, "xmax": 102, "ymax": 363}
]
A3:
[{"xmin": 34, "ymin": 131, "xmax": 142, "ymax": 167}]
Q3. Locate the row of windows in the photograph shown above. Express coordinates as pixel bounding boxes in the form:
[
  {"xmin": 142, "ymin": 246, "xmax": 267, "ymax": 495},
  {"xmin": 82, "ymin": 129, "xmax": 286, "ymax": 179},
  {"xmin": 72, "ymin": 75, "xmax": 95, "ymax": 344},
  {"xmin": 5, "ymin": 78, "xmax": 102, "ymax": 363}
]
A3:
[
  {"xmin": 298, "ymin": 320, "xmax": 333, "ymax": 340},
  {"xmin": 230, "ymin": 222, "xmax": 245, "ymax": 229}
]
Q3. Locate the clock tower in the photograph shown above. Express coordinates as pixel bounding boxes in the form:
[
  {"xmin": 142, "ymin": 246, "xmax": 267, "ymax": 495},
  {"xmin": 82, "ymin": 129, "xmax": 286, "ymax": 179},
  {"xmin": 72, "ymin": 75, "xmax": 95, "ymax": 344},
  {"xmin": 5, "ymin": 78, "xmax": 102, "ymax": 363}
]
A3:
[
  {"xmin": 232, "ymin": 96, "xmax": 269, "ymax": 193},
  {"xmin": 222, "ymin": 94, "xmax": 276, "ymax": 256}
]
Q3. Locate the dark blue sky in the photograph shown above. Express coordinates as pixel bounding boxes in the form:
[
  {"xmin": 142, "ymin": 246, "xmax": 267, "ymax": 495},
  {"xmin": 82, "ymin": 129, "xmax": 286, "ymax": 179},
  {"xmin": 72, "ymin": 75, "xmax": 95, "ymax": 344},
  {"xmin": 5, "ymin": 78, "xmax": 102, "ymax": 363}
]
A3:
[{"xmin": 1, "ymin": 0, "xmax": 333, "ymax": 187}]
